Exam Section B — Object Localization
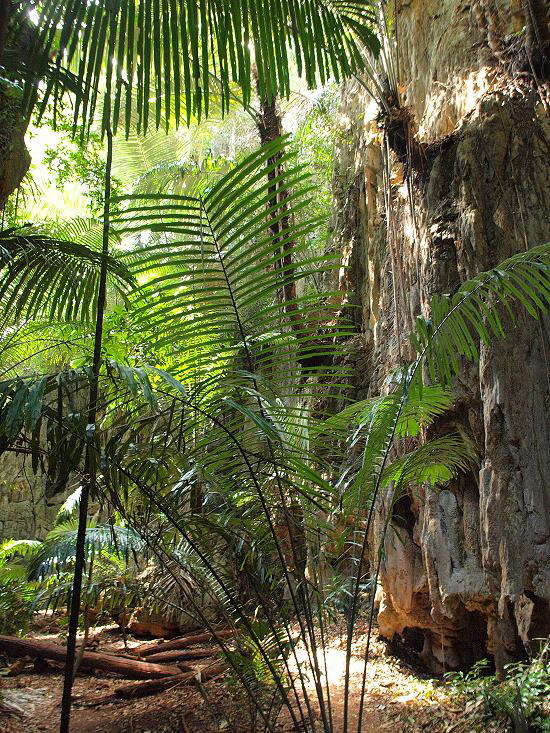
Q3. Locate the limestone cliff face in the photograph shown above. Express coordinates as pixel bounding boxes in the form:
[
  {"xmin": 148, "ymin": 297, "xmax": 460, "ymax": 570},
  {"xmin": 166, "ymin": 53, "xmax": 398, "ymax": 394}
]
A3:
[
  {"xmin": 0, "ymin": 454, "xmax": 65, "ymax": 540},
  {"xmin": 332, "ymin": 0, "xmax": 550, "ymax": 671}
]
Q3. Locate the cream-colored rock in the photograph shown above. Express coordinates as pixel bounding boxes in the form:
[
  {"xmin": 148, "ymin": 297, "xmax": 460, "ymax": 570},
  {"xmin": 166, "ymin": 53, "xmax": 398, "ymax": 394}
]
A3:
[
  {"xmin": 0, "ymin": 454, "xmax": 68, "ymax": 540},
  {"xmin": 332, "ymin": 0, "xmax": 550, "ymax": 670}
]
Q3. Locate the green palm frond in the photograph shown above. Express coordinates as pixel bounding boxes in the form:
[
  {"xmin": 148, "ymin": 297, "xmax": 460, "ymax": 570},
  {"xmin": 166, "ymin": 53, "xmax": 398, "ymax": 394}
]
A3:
[
  {"xmin": 0, "ymin": 225, "xmax": 134, "ymax": 326},
  {"xmin": 0, "ymin": 539, "xmax": 43, "ymax": 585},
  {"xmin": 27, "ymin": 521, "xmax": 145, "ymax": 580},
  {"xmin": 0, "ymin": 48, "xmax": 83, "ymax": 99},
  {"xmin": 114, "ymin": 128, "xmax": 234, "ymax": 196},
  {"xmin": 138, "ymin": 538, "xmax": 227, "ymax": 624},
  {"xmin": 46, "ymin": 217, "xmax": 121, "ymax": 253},
  {"xmin": 332, "ymin": 244, "xmax": 550, "ymax": 515},
  {"xmin": 0, "ymin": 370, "xmax": 91, "ymax": 501},
  {"xmin": 224, "ymin": 621, "xmax": 288, "ymax": 694},
  {"xmin": 411, "ymin": 243, "xmax": 550, "ymax": 386},
  {"xmin": 15, "ymin": 0, "xmax": 379, "ymax": 134},
  {"xmin": 112, "ymin": 125, "xmax": 196, "ymax": 188},
  {"xmin": 55, "ymin": 487, "xmax": 82, "ymax": 524},
  {"xmin": 0, "ymin": 375, "xmax": 50, "ymax": 441},
  {"xmin": 108, "ymin": 83, "xmax": 247, "ymax": 189},
  {"xmin": 315, "ymin": 383, "xmax": 453, "ymax": 443},
  {"xmin": 0, "ymin": 539, "xmax": 43, "ymax": 565},
  {"xmin": 320, "ymin": 383, "xmax": 467, "ymax": 514},
  {"xmin": 114, "ymin": 136, "xmax": 351, "ymax": 389},
  {"xmin": 0, "ymin": 322, "xmax": 93, "ymax": 375},
  {"xmin": 380, "ymin": 434, "xmax": 476, "ymax": 491}
]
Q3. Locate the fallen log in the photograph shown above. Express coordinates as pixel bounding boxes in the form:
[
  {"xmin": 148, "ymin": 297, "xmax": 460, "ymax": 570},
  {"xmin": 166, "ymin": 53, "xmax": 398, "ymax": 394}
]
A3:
[
  {"xmin": 114, "ymin": 662, "xmax": 227, "ymax": 699},
  {"xmin": 0, "ymin": 635, "xmax": 181, "ymax": 679},
  {"xmin": 145, "ymin": 647, "xmax": 215, "ymax": 664},
  {"xmin": 135, "ymin": 629, "xmax": 234, "ymax": 657},
  {"xmin": 115, "ymin": 672, "xmax": 193, "ymax": 698}
]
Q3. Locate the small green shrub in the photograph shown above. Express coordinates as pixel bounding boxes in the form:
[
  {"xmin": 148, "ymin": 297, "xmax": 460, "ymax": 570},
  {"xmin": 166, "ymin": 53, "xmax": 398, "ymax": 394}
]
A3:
[
  {"xmin": 0, "ymin": 539, "xmax": 41, "ymax": 636},
  {"xmin": 445, "ymin": 643, "xmax": 550, "ymax": 732},
  {"xmin": 0, "ymin": 580, "xmax": 35, "ymax": 635}
]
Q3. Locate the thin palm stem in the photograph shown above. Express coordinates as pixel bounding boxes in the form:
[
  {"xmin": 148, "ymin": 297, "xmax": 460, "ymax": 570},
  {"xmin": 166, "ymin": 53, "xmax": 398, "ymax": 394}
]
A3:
[{"xmin": 59, "ymin": 127, "xmax": 113, "ymax": 733}]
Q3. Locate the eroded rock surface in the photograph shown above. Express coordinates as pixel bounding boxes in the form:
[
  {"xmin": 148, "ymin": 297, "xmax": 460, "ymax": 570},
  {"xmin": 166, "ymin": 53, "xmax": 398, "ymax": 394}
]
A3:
[
  {"xmin": 0, "ymin": 450, "xmax": 69, "ymax": 540},
  {"xmin": 332, "ymin": 0, "xmax": 550, "ymax": 671}
]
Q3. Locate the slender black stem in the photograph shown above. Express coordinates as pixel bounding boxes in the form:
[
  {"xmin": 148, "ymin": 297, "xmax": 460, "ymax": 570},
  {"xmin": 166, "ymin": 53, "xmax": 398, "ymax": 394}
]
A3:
[
  {"xmin": 147, "ymin": 385, "xmax": 314, "ymax": 728},
  {"xmin": 109, "ymin": 455, "xmax": 302, "ymax": 731},
  {"xmin": 59, "ymin": 128, "xmax": 113, "ymax": 733},
  {"xmin": 104, "ymin": 498, "xmax": 279, "ymax": 733}
]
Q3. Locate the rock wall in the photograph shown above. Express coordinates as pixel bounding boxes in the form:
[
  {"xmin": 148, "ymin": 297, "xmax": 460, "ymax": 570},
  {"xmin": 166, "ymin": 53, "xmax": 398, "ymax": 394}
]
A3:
[
  {"xmin": 0, "ymin": 453, "xmax": 66, "ymax": 540},
  {"xmin": 0, "ymin": 382, "xmax": 86, "ymax": 541},
  {"xmin": 332, "ymin": 0, "xmax": 550, "ymax": 671}
]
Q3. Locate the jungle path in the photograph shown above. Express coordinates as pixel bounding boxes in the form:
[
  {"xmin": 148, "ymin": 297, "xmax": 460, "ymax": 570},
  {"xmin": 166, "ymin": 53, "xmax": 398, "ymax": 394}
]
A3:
[{"xmin": 1, "ymin": 624, "xmax": 504, "ymax": 732}]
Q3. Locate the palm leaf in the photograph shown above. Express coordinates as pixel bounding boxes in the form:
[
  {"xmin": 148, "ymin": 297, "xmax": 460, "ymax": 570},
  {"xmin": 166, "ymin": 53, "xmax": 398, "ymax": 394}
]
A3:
[
  {"xmin": 410, "ymin": 243, "xmax": 550, "ymax": 386},
  {"xmin": 27, "ymin": 521, "xmax": 145, "ymax": 580},
  {"xmin": 316, "ymin": 382, "xmax": 464, "ymax": 515},
  {"xmin": 0, "ymin": 539, "xmax": 43, "ymax": 564},
  {"xmin": 379, "ymin": 434, "xmax": 476, "ymax": 490},
  {"xmin": 114, "ymin": 136, "xmax": 352, "ymax": 392},
  {"xmin": 0, "ymin": 225, "xmax": 134, "ymax": 327},
  {"xmin": 14, "ymin": 0, "xmax": 379, "ymax": 134}
]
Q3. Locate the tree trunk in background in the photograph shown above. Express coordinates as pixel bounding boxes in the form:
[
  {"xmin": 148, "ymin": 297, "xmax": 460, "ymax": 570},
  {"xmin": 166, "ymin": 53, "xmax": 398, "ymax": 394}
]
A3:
[
  {"xmin": 255, "ymin": 91, "xmax": 299, "ymax": 326},
  {"xmin": 332, "ymin": 0, "xmax": 549, "ymax": 672},
  {"xmin": 0, "ymin": 94, "xmax": 30, "ymax": 209}
]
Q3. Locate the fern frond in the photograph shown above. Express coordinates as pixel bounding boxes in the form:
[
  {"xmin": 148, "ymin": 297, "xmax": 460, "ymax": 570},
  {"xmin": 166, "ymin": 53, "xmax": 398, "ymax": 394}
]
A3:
[{"xmin": 411, "ymin": 243, "xmax": 550, "ymax": 386}]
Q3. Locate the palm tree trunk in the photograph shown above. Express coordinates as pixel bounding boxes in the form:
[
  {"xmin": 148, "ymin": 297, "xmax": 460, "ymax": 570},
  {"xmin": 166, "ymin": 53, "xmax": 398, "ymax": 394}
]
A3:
[
  {"xmin": 255, "ymin": 85, "xmax": 300, "ymax": 332},
  {"xmin": 0, "ymin": 1, "xmax": 31, "ymax": 209},
  {"xmin": 72, "ymin": 556, "xmax": 94, "ymax": 680},
  {"xmin": 254, "ymin": 91, "xmax": 310, "ymax": 579}
]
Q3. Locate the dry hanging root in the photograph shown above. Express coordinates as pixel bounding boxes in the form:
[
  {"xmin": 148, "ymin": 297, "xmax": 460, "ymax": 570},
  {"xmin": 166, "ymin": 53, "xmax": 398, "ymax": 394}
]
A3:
[{"xmin": 473, "ymin": 0, "xmax": 549, "ymax": 79}]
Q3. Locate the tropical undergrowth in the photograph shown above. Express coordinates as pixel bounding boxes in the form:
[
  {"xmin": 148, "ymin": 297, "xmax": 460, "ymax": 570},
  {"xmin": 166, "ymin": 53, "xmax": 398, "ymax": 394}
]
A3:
[
  {"xmin": 1, "ymin": 136, "xmax": 548, "ymax": 729},
  {"xmin": 445, "ymin": 642, "xmax": 550, "ymax": 733},
  {"xmin": 0, "ymin": 2, "xmax": 550, "ymax": 732}
]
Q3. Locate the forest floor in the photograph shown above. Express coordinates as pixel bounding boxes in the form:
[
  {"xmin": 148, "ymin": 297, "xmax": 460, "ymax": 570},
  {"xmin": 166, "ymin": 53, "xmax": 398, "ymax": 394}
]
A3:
[{"xmin": 1, "ymin": 620, "xmax": 507, "ymax": 733}]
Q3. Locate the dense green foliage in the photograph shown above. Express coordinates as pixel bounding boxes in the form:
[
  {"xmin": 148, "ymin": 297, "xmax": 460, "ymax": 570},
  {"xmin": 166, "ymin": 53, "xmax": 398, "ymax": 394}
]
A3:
[
  {"xmin": 446, "ymin": 647, "xmax": 550, "ymax": 733},
  {"xmin": 13, "ymin": 0, "xmax": 379, "ymax": 135},
  {"xmin": 1, "ymin": 2, "xmax": 549, "ymax": 732}
]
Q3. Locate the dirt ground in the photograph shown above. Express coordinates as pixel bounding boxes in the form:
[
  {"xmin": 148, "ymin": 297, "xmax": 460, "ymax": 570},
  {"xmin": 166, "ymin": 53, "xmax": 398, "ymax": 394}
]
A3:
[{"xmin": 1, "ymin": 623, "xmax": 506, "ymax": 733}]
